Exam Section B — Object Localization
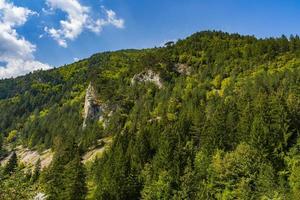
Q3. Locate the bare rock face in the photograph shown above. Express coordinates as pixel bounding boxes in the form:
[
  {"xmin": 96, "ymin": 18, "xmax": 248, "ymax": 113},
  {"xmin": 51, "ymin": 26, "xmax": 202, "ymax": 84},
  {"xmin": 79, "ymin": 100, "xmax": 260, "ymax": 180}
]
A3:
[
  {"xmin": 82, "ymin": 83, "xmax": 106, "ymax": 129},
  {"xmin": 174, "ymin": 63, "xmax": 191, "ymax": 75},
  {"xmin": 0, "ymin": 146, "xmax": 53, "ymax": 170},
  {"xmin": 131, "ymin": 70, "xmax": 163, "ymax": 89},
  {"xmin": 34, "ymin": 193, "xmax": 47, "ymax": 200}
]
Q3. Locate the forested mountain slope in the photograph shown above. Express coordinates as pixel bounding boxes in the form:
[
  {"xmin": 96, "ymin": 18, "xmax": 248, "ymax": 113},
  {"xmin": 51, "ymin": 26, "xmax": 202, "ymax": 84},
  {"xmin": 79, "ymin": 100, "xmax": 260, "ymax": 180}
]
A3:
[{"xmin": 1, "ymin": 31, "xmax": 300, "ymax": 199}]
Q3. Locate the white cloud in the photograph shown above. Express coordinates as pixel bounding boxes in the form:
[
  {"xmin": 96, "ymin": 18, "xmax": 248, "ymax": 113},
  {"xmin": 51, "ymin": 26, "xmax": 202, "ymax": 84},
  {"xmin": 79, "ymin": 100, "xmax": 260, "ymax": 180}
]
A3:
[
  {"xmin": 86, "ymin": 7, "xmax": 124, "ymax": 34},
  {"xmin": 42, "ymin": 7, "xmax": 55, "ymax": 15},
  {"xmin": 44, "ymin": 0, "xmax": 124, "ymax": 47},
  {"xmin": 0, "ymin": 0, "xmax": 50, "ymax": 79},
  {"xmin": 0, "ymin": 59, "xmax": 50, "ymax": 79},
  {"xmin": 105, "ymin": 8, "xmax": 124, "ymax": 29},
  {"xmin": 44, "ymin": 27, "xmax": 68, "ymax": 47}
]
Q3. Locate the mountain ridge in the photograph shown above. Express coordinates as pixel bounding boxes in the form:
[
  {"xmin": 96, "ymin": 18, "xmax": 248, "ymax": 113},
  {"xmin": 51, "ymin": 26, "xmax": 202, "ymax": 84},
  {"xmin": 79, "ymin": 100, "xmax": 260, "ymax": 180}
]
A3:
[{"xmin": 1, "ymin": 30, "xmax": 300, "ymax": 199}]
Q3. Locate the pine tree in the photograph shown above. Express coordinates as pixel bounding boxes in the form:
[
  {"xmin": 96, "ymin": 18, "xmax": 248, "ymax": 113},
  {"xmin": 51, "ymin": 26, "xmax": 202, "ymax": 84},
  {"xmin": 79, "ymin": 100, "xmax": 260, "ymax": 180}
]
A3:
[
  {"xmin": 175, "ymin": 159, "xmax": 197, "ymax": 199},
  {"xmin": 31, "ymin": 159, "xmax": 41, "ymax": 183},
  {"xmin": 4, "ymin": 151, "xmax": 18, "ymax": 175},
  {"xmin": 43, "ymin": 136, "xmax": 87, "ymax": 200},
  {"xmin": 62, "ymin": 152, "xmax": 87, "ymax": 200}
]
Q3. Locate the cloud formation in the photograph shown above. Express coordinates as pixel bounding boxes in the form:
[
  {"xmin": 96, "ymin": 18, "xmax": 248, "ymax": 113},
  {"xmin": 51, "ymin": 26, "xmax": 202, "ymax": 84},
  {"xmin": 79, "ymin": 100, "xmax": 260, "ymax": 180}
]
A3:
[
  {"xmin": 0, "ymin": 0, "xmax": 50, "ymax": 79},
  {"xmin": 45, "ymin": 0, "xmax": 124, "ymax": 47},
  {"xmin": 0, "ymin": 0, "xmax": 124, "ymax": 78}
]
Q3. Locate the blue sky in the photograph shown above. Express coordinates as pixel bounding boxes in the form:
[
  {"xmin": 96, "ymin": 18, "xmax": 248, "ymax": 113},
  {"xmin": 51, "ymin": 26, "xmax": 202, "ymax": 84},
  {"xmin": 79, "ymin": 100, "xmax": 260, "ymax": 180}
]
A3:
[{"xmin": 1, "ymin": 0, "xmax": 300, "ymax": 78}]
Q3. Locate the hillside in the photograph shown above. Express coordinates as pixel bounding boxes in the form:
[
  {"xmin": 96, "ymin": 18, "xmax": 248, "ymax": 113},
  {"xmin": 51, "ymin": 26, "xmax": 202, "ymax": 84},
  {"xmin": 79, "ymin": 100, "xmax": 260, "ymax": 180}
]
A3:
[{"xmin": 1, "ymin": 31, "xmax": 300, "ymax": 199}]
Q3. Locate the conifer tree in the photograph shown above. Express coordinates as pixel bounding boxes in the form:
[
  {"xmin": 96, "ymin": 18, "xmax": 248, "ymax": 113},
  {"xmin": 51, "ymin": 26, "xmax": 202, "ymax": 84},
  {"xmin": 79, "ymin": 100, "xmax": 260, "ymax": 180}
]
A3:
[
  {"xmin": 62, "ymin": 152, "xmax": 87, "ymax": 200},
  {"xmin": 4, "ymin": 151, "xmax": 17, "ymax": 175},
  {"xmin": 31, "ymin": 159, "xmax": 41, "ymax": 183}
]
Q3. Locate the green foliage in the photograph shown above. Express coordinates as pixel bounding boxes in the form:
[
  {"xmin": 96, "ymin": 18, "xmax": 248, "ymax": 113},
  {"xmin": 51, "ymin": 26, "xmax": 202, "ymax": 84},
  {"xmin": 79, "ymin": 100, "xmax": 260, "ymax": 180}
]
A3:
[
  {"xmin": 0, "ymin": 133, "xmax": 3, "ymax": 155},
  {"xmin": 31, "ymin": 159, "xmax": 41, "ymax": 183},
  {"xmin": 4, "ymin": 151, "xmax": 18, "ymax": 175},
  {"xmin": 0, "ymin": 169, "xmax": 36, "ymax": 200},
  {"xmin": 1, "ymin": 31, "xmax": 300, "ymax": 199},
  {"xmin": 89, "ymin": 31, "xmax": 300, "ymax": 199},
  {"xmin": 42, "ymin": 137, "xmax": 87, "ymax": 200},
  {"xmin": 6, "ymin": 130, "xmax": 18, "ymax": 143}
]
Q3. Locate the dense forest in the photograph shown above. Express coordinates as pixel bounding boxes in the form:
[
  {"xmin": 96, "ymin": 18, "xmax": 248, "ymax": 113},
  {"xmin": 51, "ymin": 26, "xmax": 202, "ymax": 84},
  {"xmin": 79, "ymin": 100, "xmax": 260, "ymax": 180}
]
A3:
[{"xmin": 0, "ymin": 31, "xmax": 300, "ymax": 199}]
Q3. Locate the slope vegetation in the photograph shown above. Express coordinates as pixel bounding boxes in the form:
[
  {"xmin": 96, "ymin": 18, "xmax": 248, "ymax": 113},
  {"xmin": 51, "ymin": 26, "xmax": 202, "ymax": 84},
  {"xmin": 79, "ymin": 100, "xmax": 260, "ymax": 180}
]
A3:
[{"xmin": 1, "ymin": 31, "xmax": 300, "ymax": 199}]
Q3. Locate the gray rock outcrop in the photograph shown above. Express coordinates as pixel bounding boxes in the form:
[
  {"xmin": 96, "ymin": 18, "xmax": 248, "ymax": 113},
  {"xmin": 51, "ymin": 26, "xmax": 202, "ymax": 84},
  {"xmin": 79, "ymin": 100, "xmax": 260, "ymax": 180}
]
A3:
[
  {"xmin": 34, "ymin": 193, "xmax": 47, "ymax": 200},
  {"xmin": 174, "ymin": 63, "xmax": 191, "ymax": 75},
  {"xmin": 82, "ymin": 83, "xmax": 104, "ymax": 129},
  {"xmin": 131, "ymin": 70, "xmax": 163, "ymax": 89}
]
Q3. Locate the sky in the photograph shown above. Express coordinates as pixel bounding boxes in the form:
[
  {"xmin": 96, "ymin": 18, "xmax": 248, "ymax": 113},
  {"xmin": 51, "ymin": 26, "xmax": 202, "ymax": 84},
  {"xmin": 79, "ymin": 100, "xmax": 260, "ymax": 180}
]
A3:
[{"xmin": 1, "ymin": 0, "xmax": 300, "ymax": 78}]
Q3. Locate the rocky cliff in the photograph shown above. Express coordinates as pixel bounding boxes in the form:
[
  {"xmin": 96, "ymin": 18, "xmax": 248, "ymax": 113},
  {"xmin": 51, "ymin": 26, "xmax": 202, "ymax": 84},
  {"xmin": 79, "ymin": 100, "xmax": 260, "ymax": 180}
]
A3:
[
  {"xmin": 82, "ymin": 83, "xmax": 104, "ymax": 129},
  {"xmin": 131, "ymin": 70, "xmax": 163, "ymax": 89},
  {"xmin": 174, "ymin": 63, "xmax": 191, "ymax": 75}
]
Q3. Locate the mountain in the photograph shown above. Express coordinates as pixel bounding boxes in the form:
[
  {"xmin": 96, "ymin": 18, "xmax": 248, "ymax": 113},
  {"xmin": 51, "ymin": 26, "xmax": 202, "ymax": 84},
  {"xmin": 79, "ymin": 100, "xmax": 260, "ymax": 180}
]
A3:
[{"xmin": 1, "ymin": 31, "xmax": 300, "ymax": 199}]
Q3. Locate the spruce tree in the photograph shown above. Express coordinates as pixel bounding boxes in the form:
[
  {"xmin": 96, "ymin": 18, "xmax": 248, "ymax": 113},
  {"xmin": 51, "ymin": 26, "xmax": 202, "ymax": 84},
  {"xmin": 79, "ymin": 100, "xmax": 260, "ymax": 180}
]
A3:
[
  {"xmin": 62, "ymin": 152, "xmax": 87, "ymax": 200},
  {"xmin": 31, "ymin": 159, "xmax": 41, "ymax": 183},
  {"xmin": 4, "ymin": 151, "xmax": 17, "ymax": 175}
]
